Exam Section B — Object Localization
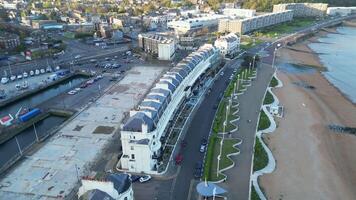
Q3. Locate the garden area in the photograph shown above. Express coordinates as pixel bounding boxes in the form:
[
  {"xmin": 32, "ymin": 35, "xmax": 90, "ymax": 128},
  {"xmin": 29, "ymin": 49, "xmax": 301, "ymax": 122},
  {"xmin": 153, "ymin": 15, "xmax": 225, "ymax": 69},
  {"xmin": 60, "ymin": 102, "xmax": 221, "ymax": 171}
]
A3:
[
  {"xmin": 253, "ymin": 136, "xmax": 268, "ymax": 172},
  {"xmin": 263, "ymin": 91, "xmax": 274, "ymax": 105},
  {"xmin": 240, "ymin": 36, "xmax": 263, "ymax": 51},
  {"xmin": 253, "ymin": 18, "xmax": 316, "ymax": 38}
]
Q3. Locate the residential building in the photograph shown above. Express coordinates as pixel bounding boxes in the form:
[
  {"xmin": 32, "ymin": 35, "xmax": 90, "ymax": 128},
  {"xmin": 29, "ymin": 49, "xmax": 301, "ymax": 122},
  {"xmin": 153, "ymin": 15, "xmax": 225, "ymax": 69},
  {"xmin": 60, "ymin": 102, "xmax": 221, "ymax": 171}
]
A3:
[
  {"xmin": 214, "ymin": 33, "xmax": 240, "ymax": 57},
  {"xmin": 0, "ymin": 32, "xmax": 20, "ymax": 49},
  {"xmin": 119, "ymin": 44, "xmax": 220, "ymax": 174},
  {"xmin": 273, "ymin": 3, "xmax": 328, "ymax": 17},
  {"xmin": 327, "ymin": 7, "xmax": 356, "ymax": 16},
  {"xmin": 138, "ymin": 34, "xmax": 176, "ymax": 60},
  {"xmin": 218, "ymin": 10, "xmax": 294, "ymax": 35},
  {"xmin": 78, "ymin": 173, "xmax": 134, "ymax": 200},
  {"xmin": 222, "ymin": 8, "xmax": 256, "ymax": 18},
  {"xmin": 168, "ymin": 14, "xmax": 227, "ymax": 34}
]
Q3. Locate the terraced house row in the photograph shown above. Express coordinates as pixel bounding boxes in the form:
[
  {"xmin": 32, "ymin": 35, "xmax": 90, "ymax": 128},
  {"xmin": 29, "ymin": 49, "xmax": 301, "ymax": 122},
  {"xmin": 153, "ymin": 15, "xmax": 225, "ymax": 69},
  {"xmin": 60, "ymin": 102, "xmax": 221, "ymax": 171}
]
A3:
[{"xmin": 119, "ymin": 44, "xmax": 221, "ymax": 173}]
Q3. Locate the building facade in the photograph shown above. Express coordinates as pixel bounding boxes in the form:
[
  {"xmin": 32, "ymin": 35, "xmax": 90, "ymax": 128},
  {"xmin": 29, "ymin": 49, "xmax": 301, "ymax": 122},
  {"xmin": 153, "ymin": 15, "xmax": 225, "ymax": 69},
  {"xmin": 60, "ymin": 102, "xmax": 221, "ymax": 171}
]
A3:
[
  {"xmin": 120, "ymin": 44, "xmax": 220, "ymax": 174},
  {"xmin": 167, "ymin": 14, "xmax": 227, "ymax": 34},
  {"xmin": 327, "ymin": 7, "xmax": 356, "ymax": 16},
  {"xmin": 222, "ymin": 8, "xmax": 256, "ymax": 18},
  {"xmin": 214, "ymin": 33, "xmax": 240, "ymax": 57},
  {"xmin": 218, "ymin": 10, "xmax": 293, "ymax": 35},
  {"xmin": 273, "ymin": 3, "xmax": 328, "ymax": 17},
  {"xmin": 0, "ymin": 32, "xmax": 20, "ymax": 50},
  {"xmin": 138, "ymin": 34, "xmax": 176, "ymax": 60}
]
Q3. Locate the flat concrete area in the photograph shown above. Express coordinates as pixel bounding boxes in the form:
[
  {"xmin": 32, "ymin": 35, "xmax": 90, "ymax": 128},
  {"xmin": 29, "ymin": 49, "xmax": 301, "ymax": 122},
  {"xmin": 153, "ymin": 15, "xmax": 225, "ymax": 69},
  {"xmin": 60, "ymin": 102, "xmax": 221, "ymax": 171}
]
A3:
[{"xmin": 0, "ymin": 65, "xmax": 165, "ymax": 199}]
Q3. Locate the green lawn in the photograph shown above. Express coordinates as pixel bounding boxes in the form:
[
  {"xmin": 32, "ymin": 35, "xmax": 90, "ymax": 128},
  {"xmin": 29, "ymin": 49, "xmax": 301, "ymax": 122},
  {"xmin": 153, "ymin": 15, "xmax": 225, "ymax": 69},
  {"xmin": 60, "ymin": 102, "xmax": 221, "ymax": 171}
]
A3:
[
  {"xmin": 253, "ymin": 18, "xmax": 315, "ymax": 38},
  {"xmin": 240, "ymin": 37, "xmax": 263, "ymax": 50},
  {"xmin": 204, "ymin": 138, "xmax": 240, "ymax": 181},
  {"xmin": 263, "ymin": 91, "xmax": 274, "ymax": 105},
  {"xmin": 270, "ymin": 77, "xmax": 278, "ymax": 87},
  {"xmin": 251, "ymin": 184, "xmax": 261, "ymax": 200},
  {"xmin": 253, "ymin": 136, "xmax": 268, "ymax": 172},
  {"xmin": 258, "ymin": 110, "xmax": 270, "ymax": 131}
]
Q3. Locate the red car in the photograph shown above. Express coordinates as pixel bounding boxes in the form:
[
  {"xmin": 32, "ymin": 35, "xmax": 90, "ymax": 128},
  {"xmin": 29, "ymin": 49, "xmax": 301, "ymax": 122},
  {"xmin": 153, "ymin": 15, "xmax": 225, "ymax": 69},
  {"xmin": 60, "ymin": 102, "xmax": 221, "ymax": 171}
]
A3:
[{"xmin": 175, "ymin": 154, "xmax": 183, "ymax": 165}]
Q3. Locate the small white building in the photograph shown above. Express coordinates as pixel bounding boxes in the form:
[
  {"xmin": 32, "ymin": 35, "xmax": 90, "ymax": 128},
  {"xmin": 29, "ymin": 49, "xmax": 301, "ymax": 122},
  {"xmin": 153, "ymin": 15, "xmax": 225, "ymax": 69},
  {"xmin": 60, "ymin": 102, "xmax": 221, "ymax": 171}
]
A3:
[
  {"xmin": 214, "ymin": 33, "xmax": 240, "ymax": 57},
  {"xmin": 78, "ymin": 173, "xmax": 134, "ymax": 200},
  {"xmin": 327, "ymin": 7, "xmax": 356, "ymax": 16},
  {"xmin": 222, "ymin": 8, "xmax": 256, "ymax": 18}
]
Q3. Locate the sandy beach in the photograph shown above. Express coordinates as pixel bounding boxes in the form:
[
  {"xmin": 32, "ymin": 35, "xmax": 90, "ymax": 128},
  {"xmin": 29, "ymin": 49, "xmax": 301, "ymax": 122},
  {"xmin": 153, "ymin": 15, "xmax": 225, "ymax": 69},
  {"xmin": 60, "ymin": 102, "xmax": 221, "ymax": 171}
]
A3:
[{"xmin": 259, "ymin": 27, "xmax": 356, "ymax": 200}]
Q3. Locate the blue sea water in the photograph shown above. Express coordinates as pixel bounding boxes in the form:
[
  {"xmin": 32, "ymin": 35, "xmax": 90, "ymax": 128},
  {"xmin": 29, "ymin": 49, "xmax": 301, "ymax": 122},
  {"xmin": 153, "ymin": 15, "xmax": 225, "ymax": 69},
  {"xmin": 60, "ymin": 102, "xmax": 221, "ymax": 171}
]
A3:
[{"xmin": 308, "ymin": 26, "xmax": 356, "ymax": 103}]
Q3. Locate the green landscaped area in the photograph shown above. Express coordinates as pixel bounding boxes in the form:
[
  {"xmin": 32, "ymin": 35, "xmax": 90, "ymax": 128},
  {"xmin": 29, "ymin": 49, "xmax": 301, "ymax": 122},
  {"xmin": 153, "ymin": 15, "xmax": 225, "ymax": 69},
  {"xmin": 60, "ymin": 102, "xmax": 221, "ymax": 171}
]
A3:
[
  {"xmin": 253, "ymin": 18, "xmax": 315, "ymax": 38},
  {"xmin": 253, "ymin": 136, "xmax": 268, "ymax": 172},
  {"xmin": 258, "ymin": 110, "xmax": 270, "ymax": 131},
  {"xmin": 251, "ymin": 185, "xmax": 261, "ymax": 200},
  {"xmin": 263, "ymin": 91, "xmax": 274, "ymax": 105},
  {"xmin": 270, "ymin": 76, "xmax": 278, "ymax": 87},
  {"xmin": 203, "ymin": 138, "xmax": 240, "ymax": 181},
  {"xmin": 240, "ymin": 37, "xmax": 263, "ymax": 51}
]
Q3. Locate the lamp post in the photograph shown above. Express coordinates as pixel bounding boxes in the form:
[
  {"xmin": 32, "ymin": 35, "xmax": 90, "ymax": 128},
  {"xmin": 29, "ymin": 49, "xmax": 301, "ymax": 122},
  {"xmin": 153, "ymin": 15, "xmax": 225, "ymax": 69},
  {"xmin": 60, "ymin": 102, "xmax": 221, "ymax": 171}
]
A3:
[{"xmin": 272, "ymin": 43, "xmax": 282, "ymax": 69}]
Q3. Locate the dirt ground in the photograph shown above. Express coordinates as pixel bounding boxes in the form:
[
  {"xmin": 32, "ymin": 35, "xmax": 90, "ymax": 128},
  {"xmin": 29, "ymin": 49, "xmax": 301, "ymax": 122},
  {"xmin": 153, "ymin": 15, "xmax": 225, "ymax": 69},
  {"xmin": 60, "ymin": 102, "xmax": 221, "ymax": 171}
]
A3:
[{"xmin": 259, "ymin": 31, "xmax": 356, "ymax": 200}]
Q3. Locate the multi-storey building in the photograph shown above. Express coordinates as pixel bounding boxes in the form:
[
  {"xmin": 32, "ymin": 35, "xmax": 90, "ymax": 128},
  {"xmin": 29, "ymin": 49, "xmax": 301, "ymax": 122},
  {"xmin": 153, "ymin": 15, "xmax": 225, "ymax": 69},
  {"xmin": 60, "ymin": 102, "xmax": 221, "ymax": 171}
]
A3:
[
  {"xmin": 120, "ymin": 44, "xmax": 220, "ymax": 174},
  {"xmin": 214, "ymin": 33, "xmax": 240, "ymax": 57},
  {"xmin": 273, "ymin": 3, "xmax": 328, "ymax": 17},
  {"xmin": 327, "ymin": 7, "xmax": 356, "ymax": 16},
  {"xmin": 138, "ymin": 33, "xmax": 176, "ymax": 60},
  {"xmin": 222, "ymin": 8, "xmax": 256, "ymax": 18},
  {"xmin": 0, "ymin": 32, "xmax": 20, "ymax": 50},
  {"xmin": 167, "ymin": 14, "xmax": 227, "ymax": 34},
  {"xmin": 218, "ymin": 10, "xmax": 294, "ymax": 35}
]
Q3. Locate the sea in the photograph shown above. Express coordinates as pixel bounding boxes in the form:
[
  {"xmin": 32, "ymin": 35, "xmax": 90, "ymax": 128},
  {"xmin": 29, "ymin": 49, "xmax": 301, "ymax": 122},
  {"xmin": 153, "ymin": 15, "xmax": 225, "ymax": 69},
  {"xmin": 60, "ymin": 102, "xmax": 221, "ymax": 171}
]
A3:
[{"xmin": 308, "ymin": 26, "xmax": 356, "ymax": 104}]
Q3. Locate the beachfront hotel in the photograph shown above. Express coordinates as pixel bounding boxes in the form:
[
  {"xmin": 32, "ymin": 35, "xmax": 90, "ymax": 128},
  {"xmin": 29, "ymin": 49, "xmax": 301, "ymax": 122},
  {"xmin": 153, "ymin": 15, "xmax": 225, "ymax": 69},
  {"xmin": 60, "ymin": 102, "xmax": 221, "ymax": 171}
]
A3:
[
  {"xmin": 273, "ymin": 3, "xmax": 328, "ymax": 17},
  {"xmin": 119, "ymin": 44, "xmax": 220, "ymax": 173}
]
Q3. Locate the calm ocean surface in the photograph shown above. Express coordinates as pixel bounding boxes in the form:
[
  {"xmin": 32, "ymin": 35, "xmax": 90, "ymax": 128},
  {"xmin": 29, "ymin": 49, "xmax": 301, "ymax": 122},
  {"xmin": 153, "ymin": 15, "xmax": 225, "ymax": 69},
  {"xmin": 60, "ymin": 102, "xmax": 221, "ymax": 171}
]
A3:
[{"xmin": 308, "ymin": 26, "xmax": 356, "ymax": 103}]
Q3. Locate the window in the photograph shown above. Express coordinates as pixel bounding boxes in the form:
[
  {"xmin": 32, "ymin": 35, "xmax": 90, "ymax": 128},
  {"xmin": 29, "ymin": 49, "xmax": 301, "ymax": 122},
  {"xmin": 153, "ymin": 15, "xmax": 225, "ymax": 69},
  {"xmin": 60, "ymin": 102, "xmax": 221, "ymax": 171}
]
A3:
[
  {"xmin": 131, "ymin": 154, "xmax": 135, "ymax": 159},
  {"xmin": 131, "ymin": 146, "xmax": 134, "ymax": 150}
]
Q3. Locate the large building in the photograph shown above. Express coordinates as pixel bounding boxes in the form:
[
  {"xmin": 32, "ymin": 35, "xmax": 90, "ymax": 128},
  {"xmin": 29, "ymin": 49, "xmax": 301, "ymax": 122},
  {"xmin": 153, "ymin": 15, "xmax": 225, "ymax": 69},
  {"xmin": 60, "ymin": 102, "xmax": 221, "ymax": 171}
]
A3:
[
  {"xmin": 222, "ymin": 8, "xmax": 256, "ymax": 18},
  {"xmin": 0, "ymin": 32, "xmax": 20, "ymax": 50},
  {"xmin": 138, "ymin": 33, "xmax": 176, "ymax": 60},
  {"xmin": 218, "ymin": 10, "xmax": 293, "ymax": 35},
  {"xmin": 78, "ymin": 173, "xmax": 134, "ymax": 200},
  {"xmin": 119, "ymin": 44, "xmax": 220, "ymax": 174},
  {"xmin": 214, "ymin": 33, "xmax": 240, "ymax": 57},
  {"xmin": 167, "ymin": 14, "xmax": 227, "ymax": 34},
  {"xmin": 273, "ymin": 3, "xmax": 328, "ymax": 17},
  {"xmin": 327, "ymin": 7, "xmax": 356, "ymax": 16}
]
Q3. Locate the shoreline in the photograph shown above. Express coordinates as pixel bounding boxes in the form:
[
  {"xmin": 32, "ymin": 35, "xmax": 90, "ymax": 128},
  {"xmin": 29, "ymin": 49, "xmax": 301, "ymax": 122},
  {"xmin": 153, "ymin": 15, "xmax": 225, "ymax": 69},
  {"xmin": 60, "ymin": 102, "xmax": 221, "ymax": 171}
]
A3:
[{"xmin": 259, "ymin": 22, "xmax": 356, "ymax": 199}]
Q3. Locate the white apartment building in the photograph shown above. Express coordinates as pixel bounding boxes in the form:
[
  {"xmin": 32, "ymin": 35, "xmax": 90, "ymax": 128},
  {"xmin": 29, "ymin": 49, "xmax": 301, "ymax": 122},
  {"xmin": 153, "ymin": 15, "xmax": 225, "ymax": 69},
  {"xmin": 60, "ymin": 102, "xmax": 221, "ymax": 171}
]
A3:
[
  {"xmin": 78, "ymin": 173, "xmax": 134, "ymax": 200},
  {"xmin": 214, "ymin": 33, "xmax": 240, "ymax": 57},
  {"xmin": 273, "ymin": 3, "xmax": 328, "ymax": 17},
  {"xmin": 167, "ymin": 14, "xmax": 227, "ymax": 34},
  {"xmin": 327, "ymin": 7, "xmax": 356, "ymax": 16},
  {"xmin": 120, "ymin": 44, "xmax": 220, "ymax": 174},
  {"xmin": 222, "ymin": 8, "xmax": 256, "ymax": 18},
  {"xmin": 138, "ymin": 34, "xmax": 176, "ymax": 60}
]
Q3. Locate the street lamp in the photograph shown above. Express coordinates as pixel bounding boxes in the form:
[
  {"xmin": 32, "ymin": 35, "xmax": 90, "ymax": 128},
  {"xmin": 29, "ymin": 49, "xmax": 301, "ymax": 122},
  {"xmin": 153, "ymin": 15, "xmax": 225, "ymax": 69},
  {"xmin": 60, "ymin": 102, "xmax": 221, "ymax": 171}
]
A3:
[{"xmin": 272, "ymin": 43, "xmax": 282, "ymax": 69}]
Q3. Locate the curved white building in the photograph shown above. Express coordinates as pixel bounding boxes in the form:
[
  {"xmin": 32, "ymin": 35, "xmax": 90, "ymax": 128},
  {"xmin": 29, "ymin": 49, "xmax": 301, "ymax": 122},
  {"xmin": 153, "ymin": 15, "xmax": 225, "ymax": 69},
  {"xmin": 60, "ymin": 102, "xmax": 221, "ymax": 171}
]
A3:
[{"xmin": 120, "ymin": 44, "xmax": 220, "ymax": 173}]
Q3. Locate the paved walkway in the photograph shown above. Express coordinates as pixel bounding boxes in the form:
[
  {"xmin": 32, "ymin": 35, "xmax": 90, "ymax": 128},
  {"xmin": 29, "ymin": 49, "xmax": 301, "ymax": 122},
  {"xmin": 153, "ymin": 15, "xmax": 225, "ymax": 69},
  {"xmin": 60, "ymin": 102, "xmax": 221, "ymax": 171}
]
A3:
[{"xmin": 220, "ymin": 63, "xmax": 274, "ymax": 200}]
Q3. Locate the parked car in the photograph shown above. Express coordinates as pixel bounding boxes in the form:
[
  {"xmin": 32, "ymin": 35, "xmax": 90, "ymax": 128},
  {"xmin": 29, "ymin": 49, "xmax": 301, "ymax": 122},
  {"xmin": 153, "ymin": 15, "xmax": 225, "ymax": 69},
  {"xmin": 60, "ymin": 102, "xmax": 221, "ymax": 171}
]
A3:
[
  {"xmin": 200, "ymin": 144, "xmax": 206, "ymax": 153},
  {"xmin": 35, "ymin": 69, "xmax": 40, "ymax": 75},
  {"xmin": 139, "ymin": 175, "xmax": 151, "ymax": 183},
  {"xmin": 129, "ymin": 175, "xmax": 141, "ymax": 183},
  {"xmin": 175, "ymin": 153, "xmax": 183, "ymax": 165},
  {"xmin": 40, "ymin": 69, "xmax": 45, "ymax": 74},
  {"xmin": 201, "ymin": 138, "xmax": 207, "ymax": 146},
  {"xmin": 80, "ymin": 83, "xmax": 89, "ymax": 88},
  {"xmin": 17, "ymin": 74, "xmax": 23, "ymax": 79},
  {"xmin": 46, "ymin": 66, "xmax": 52, "ymax": 73},
  {"xmin": 67, "ymin": 90, "xmax": 77, "ymax": 95},
  {"xmin": 74, "ymin": 87, "xmax": 81, "ymax": 92},
  {"xmin": 55, "ymin": 66, "xmax": 60, "ymax": 71},
  {"xmin": 86, "ymin": 79, "xmax": 94, "ymax": 85},
  {"xmin": 220, "ymin": 72, "xmax": 224, "ymax": 76},
  {"xmin": 10, "ymin": 75, "xmax": 16, "ymax": 81},
  {"xmin": 74, "ymin": 55, "xmax": 81, "ymax": 59},
  {"xmin": 1, "ymin": 77, "xmax": 9, "ymax": 84},
  {"xmin": 30, "ymin": 70, "xmax": 34, "ymax": 76},
  {"xmin": 23, "ymin": 72, "xmax": 28, "ymax": 78},
  {"xmin": 194, "ymin": 162, "xmax": 203, "ymax": 179}
]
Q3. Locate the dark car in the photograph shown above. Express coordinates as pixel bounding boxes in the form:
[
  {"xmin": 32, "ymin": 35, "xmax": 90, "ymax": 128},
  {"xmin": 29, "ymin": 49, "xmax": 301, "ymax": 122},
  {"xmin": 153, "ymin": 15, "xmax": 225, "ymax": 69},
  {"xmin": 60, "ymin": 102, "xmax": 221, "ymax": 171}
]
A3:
[
  {"xmin": 130, "ymin": 175, "xmax": 141, "ymax": 182},
  {"xmin": 194, "ymin": 166, "xmax": 202, "ymax": 179},
  {"xmin": 201, "ymin": 138, "xmax": 207, "ymax": 145}
]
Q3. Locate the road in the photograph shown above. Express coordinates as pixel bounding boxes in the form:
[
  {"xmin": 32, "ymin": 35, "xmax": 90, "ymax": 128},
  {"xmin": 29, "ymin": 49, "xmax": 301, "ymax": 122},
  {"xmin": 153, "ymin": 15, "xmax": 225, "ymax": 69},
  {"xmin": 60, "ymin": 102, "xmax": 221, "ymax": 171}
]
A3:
[{"xmin": 170, "ymin": 58, "xmax": 241, "ymax": 200}]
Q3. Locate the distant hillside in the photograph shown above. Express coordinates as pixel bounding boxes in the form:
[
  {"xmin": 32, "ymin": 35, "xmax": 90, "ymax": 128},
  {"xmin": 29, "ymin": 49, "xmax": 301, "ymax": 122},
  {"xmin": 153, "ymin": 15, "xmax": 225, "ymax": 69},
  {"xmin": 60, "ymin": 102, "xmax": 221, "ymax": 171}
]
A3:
[{"xmin": 242, "ymin": 0, "xmax": 356, "ymax": 12}]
